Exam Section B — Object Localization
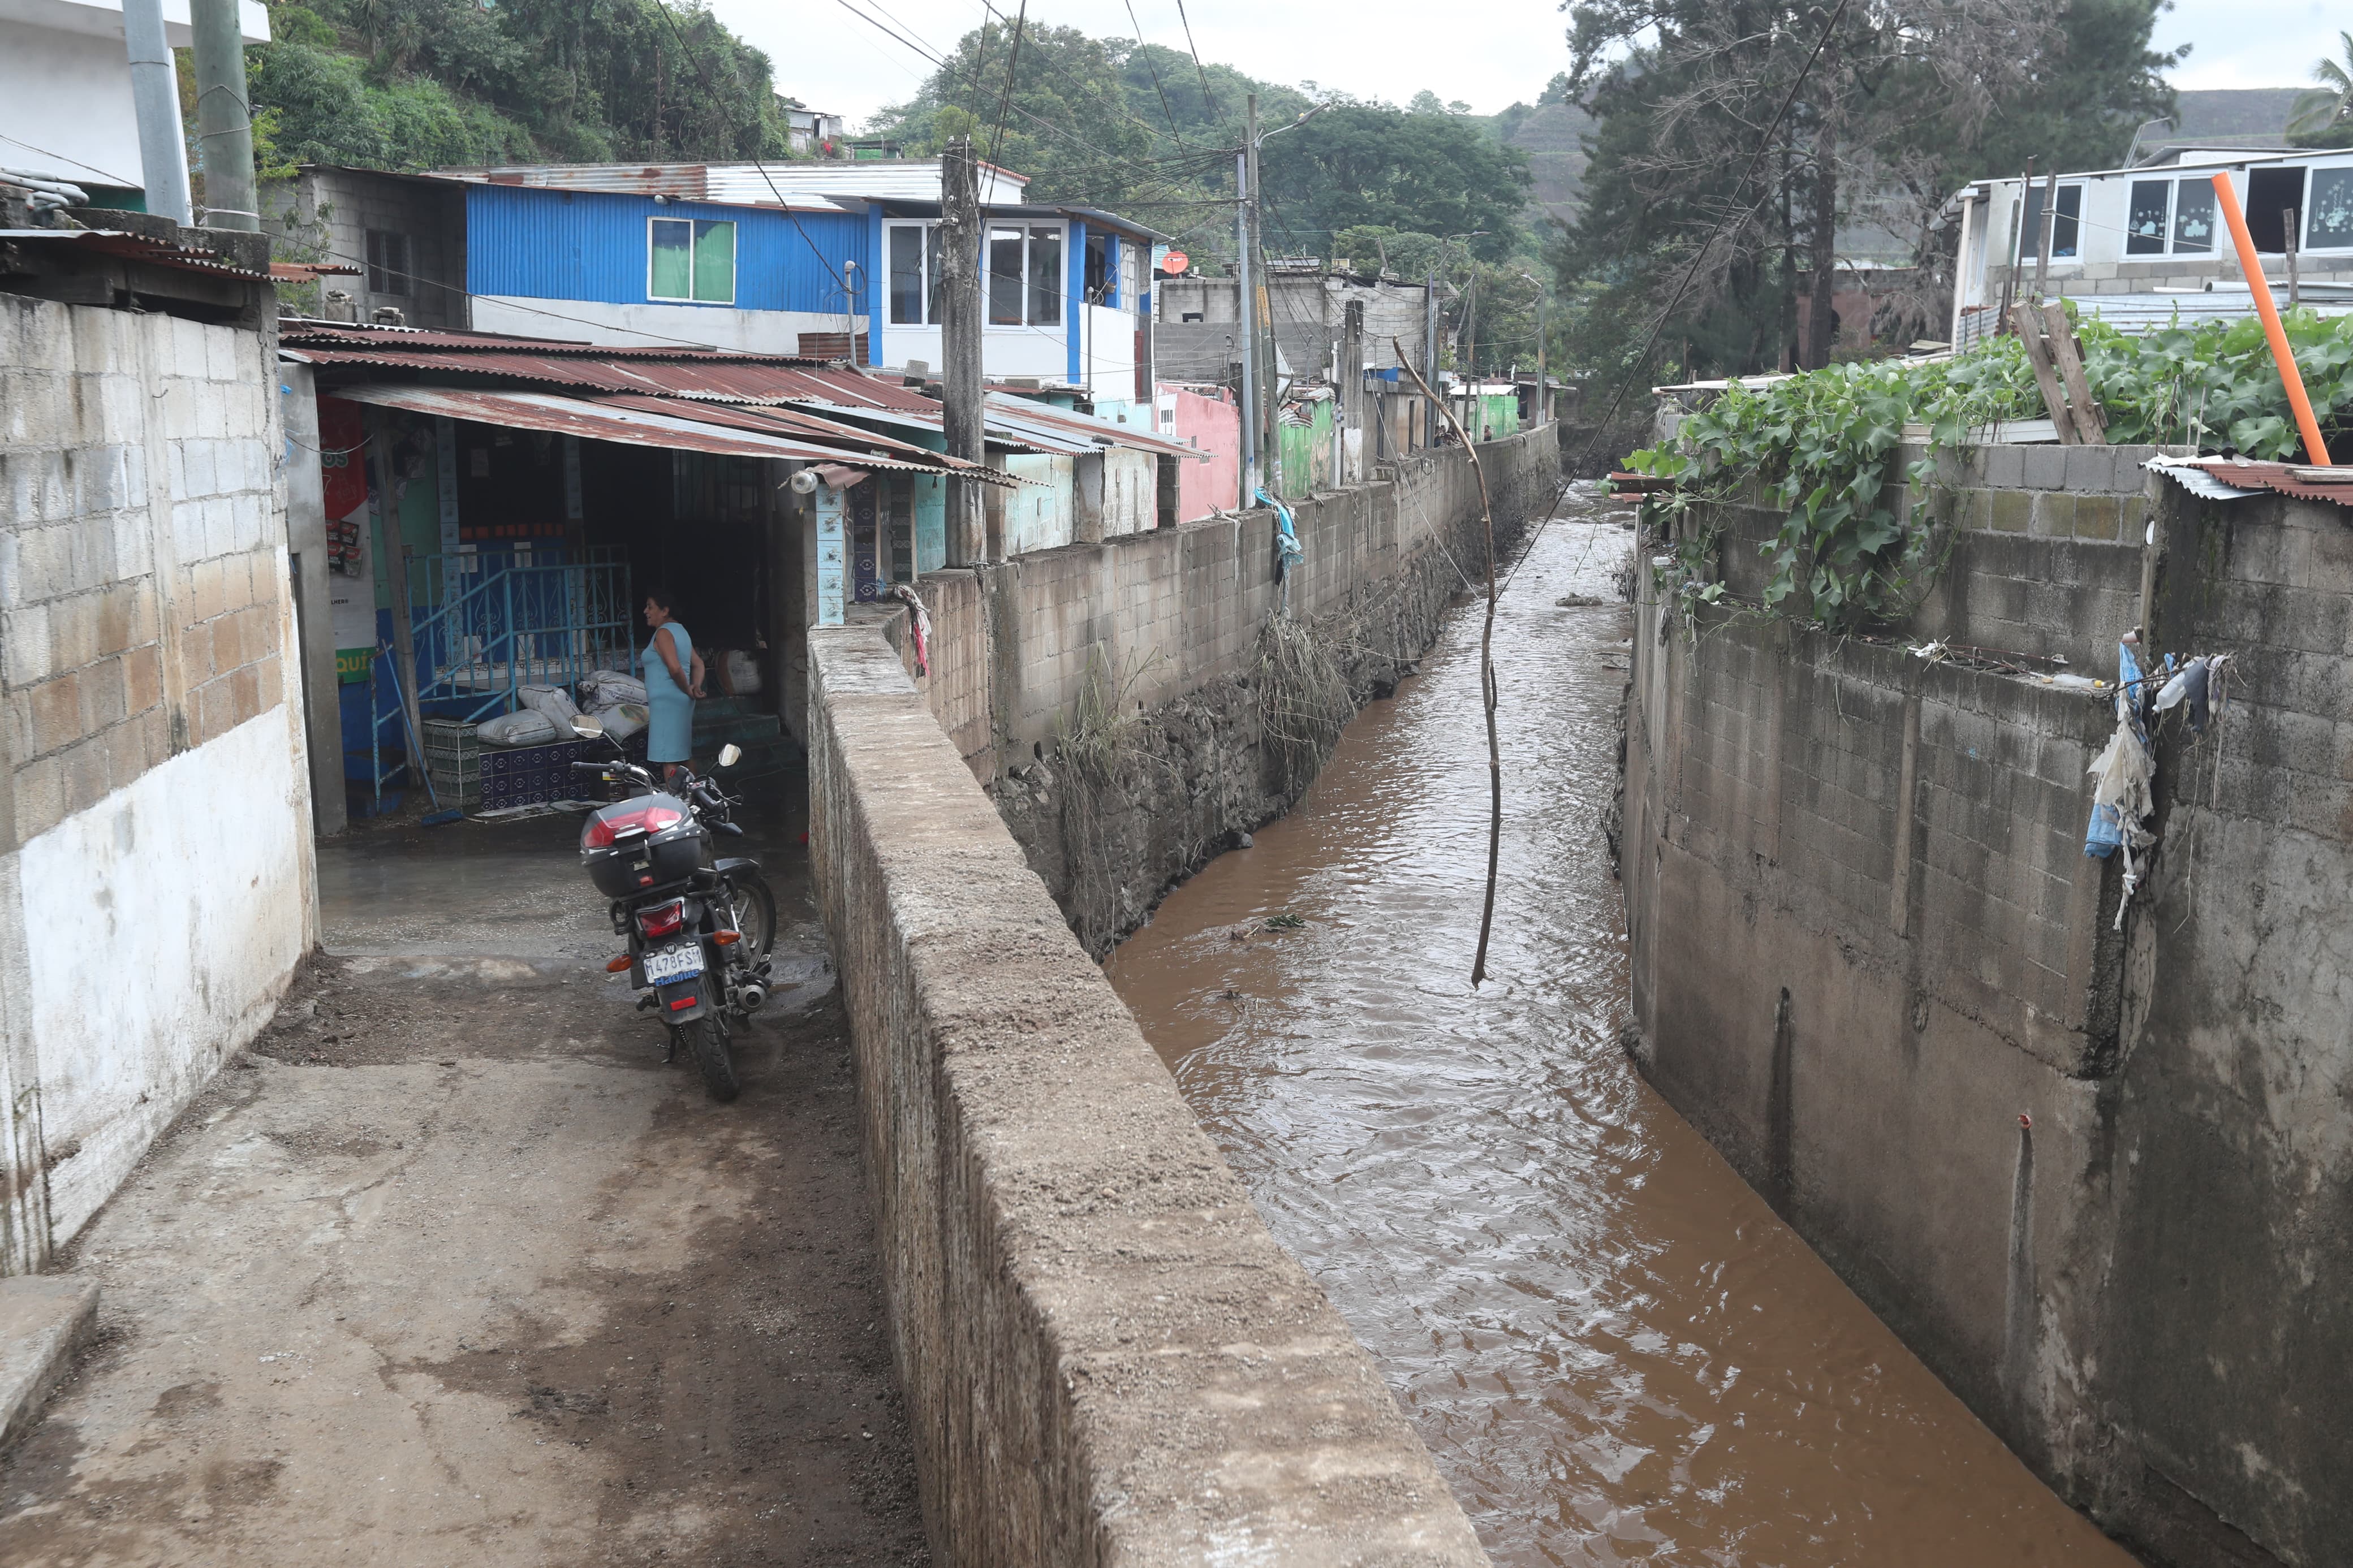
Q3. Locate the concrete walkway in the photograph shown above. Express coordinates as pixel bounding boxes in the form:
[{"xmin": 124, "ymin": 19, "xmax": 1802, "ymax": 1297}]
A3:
[{"xmin": 0, "ymin": 793, "xmax": 927, "ymax": 1566}]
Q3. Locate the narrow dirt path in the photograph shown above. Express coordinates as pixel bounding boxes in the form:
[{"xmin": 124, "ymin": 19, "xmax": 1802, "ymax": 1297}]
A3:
[{"xmin": 0, "ymin": 812, "xmax": 926, "ymax": 1567}]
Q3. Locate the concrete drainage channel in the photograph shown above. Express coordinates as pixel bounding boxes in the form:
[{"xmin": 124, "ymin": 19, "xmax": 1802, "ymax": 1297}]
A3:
[{"xmin": 808, "ymin": 627, "xmax": 1492, "ymax": 1564}]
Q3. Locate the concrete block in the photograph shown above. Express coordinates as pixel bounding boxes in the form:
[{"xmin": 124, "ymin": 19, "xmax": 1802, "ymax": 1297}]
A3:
[
  {"xmin": 58, "ymin": 731, "xmax": 107, "ymax": 814},
  {"xmin": 2020, "ymin": 446, "xmax": 2067, "ymax": 490},
  {"xmin": 1989, "ymin": 491, "xmax": 2031, "ymax": 534},
  {"xmin": 2032, "ymin": 493, "xmax": 2078, "ymax": 538},
  {"xmin": 2073, "ymin": 495, "xmax": 2121, "ymax": 542},
  {"xmin": 1984, "ymin": 445, "xmax": 2026, "ymax": 490},
  {"xmin": 0, "ymin": 1274, "xmax": 96, "ymax": 1456},
  {"xmin": 2064, "ymin": 446, "xmax": 2115, "ymax": 494},
  {"xmin": 24, "ymin": 669, "xmax": 80, "ymax": 755}
]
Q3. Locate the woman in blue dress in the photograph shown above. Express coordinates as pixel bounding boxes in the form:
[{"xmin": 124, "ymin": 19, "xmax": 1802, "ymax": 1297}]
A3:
[{"xmin": 640, "ymin": 586, "xmax": 704, "ymax": 785}]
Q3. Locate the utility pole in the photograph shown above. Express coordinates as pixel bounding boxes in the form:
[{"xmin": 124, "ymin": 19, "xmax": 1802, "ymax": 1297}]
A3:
[
  {"xmin": 1235, "ymin": 128, "xmax": 1257, "ymax": 506},
  {"xmin": 1535, "ymin": 283, "xmax": 1549, "ymax": 425},
  {"xmin": 122, "ymin": 0, "xmax": 191, "ymax": 226},
  {"xmin": 1242, "ymin": 92, "xmax": 1268, "ymax": 504},
  {"xmin": 1423, "ymin": 269, "xmax": 1439, "ymax": 450},
  {"xmin": 189, "ymin": 0, "xmax": 257, "ymax": 230},
  {"xmin": 940, "ymin": 137, "xmax": 986, "ymax": 565}
]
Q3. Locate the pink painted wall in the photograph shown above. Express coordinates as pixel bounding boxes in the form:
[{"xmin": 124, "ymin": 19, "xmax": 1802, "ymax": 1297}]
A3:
[{"xmin": 1159, "ymin": 384, "xmax": 1241, "ymax": 522}]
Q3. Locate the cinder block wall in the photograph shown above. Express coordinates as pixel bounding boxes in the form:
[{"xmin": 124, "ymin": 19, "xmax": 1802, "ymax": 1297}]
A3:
[
  {"xmin": 0, "ymin": 295, "xmax": 316, "ymax": 1274},
  {"xmin": 807, "ymin": 627, "xmax": 1490, "ymax": 1568},
  {"xmin": 1623, "ymin": 458, "xmax": 2353, "ymax": 1568},
  {"xmin": 895, "ymin": 428, "xmax": 1555, "ymax": 781}
]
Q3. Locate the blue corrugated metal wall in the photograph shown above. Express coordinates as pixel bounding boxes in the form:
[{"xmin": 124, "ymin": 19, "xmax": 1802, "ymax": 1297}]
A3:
[{"xmin": 465, "ymin": 185, "xmax": 868, "ymax": 314}]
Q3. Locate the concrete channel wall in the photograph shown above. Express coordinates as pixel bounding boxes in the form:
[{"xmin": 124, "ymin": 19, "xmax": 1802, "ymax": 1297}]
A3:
[
  {"xmin": 807, "ymin": 627, "xmax": 1490, "ymax": 1566},
  {"xmin": 803, "ymin": 431, "xmax": 1561, "ymax": 1563},
  {"xmin": 883, "ymin": 427, "xmax": 1559, "ymax": 951},
  {"xmin": 1621, "ymin": 453, "xmax": 2353, "ymax": 1568}
]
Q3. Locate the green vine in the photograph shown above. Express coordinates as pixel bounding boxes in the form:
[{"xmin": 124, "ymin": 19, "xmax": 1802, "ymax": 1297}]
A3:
[{"xmin": 1625, "ymin": 306, "xmax": 2353, "ymax": 633}]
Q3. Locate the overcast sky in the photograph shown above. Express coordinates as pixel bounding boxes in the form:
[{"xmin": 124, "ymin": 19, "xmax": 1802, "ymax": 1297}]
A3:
[{"xmin": 724, "ymin": 0, "xmax": 2344, "ymax": 128}]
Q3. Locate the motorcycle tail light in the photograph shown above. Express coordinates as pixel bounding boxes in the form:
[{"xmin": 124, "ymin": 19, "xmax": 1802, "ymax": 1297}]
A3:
[
  {"xmin": 635, "ymin": 897, "xmax": 687, "ymax": 939},
  {"xmin": 584, "ymin": 804, "xmax": 685, "ymax": 850}
]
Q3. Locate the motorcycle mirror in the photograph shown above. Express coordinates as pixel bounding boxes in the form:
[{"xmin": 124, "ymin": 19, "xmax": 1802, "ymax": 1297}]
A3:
[
  {"xmin": 717, "ymin": 743, "xmax": 742, "ymax": 768},
  {"xmin": 570, "ymin": 714, "xmax": 605, "ymax": 739}
]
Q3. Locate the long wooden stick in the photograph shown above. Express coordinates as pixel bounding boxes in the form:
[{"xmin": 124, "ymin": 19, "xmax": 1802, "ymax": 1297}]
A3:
[{"xmin": 1395, "ymin": 340, "xmax": 1503, "ymax": 986}]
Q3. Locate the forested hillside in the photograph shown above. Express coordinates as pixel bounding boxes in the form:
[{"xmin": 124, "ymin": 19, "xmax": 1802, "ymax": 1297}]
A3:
[{"xmin": 232, "ymin": 0, "xmax": 790, "ymax": 176}]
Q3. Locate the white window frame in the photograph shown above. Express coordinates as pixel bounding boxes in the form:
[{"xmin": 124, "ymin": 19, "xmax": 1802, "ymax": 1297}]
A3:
[
  {"xmin": 2015, "ymin": 182, "xmax": 2085, "ymax": 265},
  {"xmin": 985, "ymin": 221, "xmax": 1066, "ymax": 328},
  {"xmin": 884, "ymin": 219, "xmax": 943, "ymax": 326},
  {"xmin": 646, "ymin": 215, "xmax": 737, "ymax": 305},
  {"xmin": 2305, "ymin": 162, "xmax": 2353, "ymax": 253}
]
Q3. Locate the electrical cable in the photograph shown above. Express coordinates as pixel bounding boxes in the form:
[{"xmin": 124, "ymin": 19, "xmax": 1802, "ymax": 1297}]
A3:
[
  {"xmin": 1173, "ymin": 0, "xmax": 1232, "ymax": 136},
  {"xmin": 1123, "ymin": 0, "xmax": 1191, "ymax": 149},
  {"xmin": 1574, "ymin": 0, "xmax": 1856, "ymax": 469},
  {"xmin": 980, "ymin": 0, "xmax": 1029, "ymax": 195}
]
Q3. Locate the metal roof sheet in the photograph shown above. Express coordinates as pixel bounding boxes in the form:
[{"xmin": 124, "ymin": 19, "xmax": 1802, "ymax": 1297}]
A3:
[
  {"xmin": 0, "ymin": 228, "xmax": 272, "ymax": 280},
  {"xmin": 981, "ymin": 391, "xmax": 1202, "ymax": 459},
  {"xmin": 325, "ymin": 385, "xmax": 949, "ymax": 474},
  {"xmin": 581, "ymin": 394, "xmax": 1021, "ymax": 486},
  {"xmin": 278, "ymin": 321, "xmax": 818, "ymax": 361},
  {"xmin": 2151, "ymin": 456, "xmax": 2353, "ymax": 507}
]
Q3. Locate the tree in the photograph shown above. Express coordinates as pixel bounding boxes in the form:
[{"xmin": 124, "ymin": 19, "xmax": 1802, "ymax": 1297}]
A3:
[
  {"xmin": 1952, "ymin": 0, "xmax": 2180, "ymax": 180},
  {"xmin": 1257, "ymin": 103, "xmax": 1530, "ymax": 264},
  {"xmin": 1558, "ymin": 0, "xmax": 2062, "ymax": 385},
  {"xmin": 2289, "ymin": 31, "xmax": 2353, "ymax": 149}
]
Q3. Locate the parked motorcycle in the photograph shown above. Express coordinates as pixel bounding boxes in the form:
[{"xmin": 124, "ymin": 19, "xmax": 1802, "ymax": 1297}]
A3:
[{"xmin": 567, "ymin": 718, "xmax": 777, "ymax": 1102}]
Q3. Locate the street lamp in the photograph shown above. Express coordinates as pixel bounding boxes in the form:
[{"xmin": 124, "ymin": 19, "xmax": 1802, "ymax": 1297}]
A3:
[{"xmin": 1519, "ymin": 270, "xmax": 1549, "ymax": 426}]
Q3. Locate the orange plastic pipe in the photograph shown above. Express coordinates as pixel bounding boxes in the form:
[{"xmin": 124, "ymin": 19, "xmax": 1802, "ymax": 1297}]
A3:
[{"xmin": 2211, "ymin": 172, "xmax": 2333, "ymax": 465}]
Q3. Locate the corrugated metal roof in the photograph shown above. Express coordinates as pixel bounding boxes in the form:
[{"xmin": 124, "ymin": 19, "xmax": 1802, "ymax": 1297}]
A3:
[
  {"xmin": 326, "ymin": 385, "xmax": 953, "ymax": 474},
  {"xmin": 0, "ymin": 228, "xmax": 272, "ymax": 280},
  {"xmin": 2151, "ymin": 456, "xmax": 2353, "ymax": 507},
  {"xmin": 424, "ymin": 158, "xmax": 1025, "ymax": 207},
  {"xmin": 583, "ymin": 394, "xmax": 1020, "ymax": 485},
  {"xmin": 982, "ymin": 391, "xmax": 1202, "ymax": 459},
  {"xmin": 279, "ymin": 321, "xmax": 816, "ymax": 361},
  {"xmin": 2073, "ymin": 291, "xmax": 2353, "ymax": 332}
]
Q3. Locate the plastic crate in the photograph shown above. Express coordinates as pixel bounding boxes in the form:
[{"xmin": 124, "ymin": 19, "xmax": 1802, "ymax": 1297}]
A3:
[{"xmin": 419, "ymin": 718, "xmax": 481, "ymax": 808}]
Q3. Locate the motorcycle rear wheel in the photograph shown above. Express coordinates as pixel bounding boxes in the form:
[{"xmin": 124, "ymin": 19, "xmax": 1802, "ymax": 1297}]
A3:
[
  {"xmin": 682, "ymin": 1014, "xmax": 740, "ymax": 1102},
  {"xmin": 724, "ymin": 872, "xmax": 777, "ymax": 961}
]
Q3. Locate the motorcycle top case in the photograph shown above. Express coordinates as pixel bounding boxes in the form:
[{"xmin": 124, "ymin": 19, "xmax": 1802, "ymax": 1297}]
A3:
[{"xmin": 580, "ymin": 792, "xmax": 704, "ymax": 897}]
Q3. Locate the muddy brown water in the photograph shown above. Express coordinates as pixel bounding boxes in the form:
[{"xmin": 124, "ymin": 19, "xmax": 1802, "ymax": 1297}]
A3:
[{"xmin": 1105, "ymin": 506, "xmax": 2139, "ymax": 1568}]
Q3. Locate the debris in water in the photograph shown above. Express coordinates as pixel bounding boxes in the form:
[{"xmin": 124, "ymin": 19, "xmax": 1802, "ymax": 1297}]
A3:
[
  {"xmin": 1263, "ymin": 913, "xmax": 1306, "ymax": 931},
  {"xmin": 1555, "ymin": 594, "xmax": 1610, "ymax": 608}
]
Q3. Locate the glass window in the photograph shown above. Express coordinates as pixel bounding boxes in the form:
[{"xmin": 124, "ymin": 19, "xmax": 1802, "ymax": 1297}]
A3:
[
  {"xmin": 2126, "ymin": 181, "xmax": 2170, "ymax": 255},
  {"xmin": 1028, "ymin": 226, "xmax": 1062, "ymax": 326},
  {"xmin": 1084, "ymin": 231, "xmax": 1110, "ymax": 303},
  {"xmin": 2309, "ymin": 167, "xmax": 2353, "ymax": 250},
  {"xmin": 2018, "ymin": 184, "xmax": 2081, "ymax": 261},
  {"xmin": 888, "ymin": 224, "xmax": 925, "ymax": 325},
  {"xmin": 1121, "ymin": 240, "xmax": 1142, "ymax": 312},
  {"xmin": 2172, "ymin": 179, "xmax": 2217, "ymax": 253},
  {"xmin": 692, "ymin": 219, "xmax": 734, "ymax": 303},
  {"xmin": 988, "ymin": 227, "xmax": 1025, "ymax": 325},
  {"xmin": 650, "ymin": 218, "xmax": 693, "ymax": 299},
  {"xmin": 364, "ymin": 229, "xmax": 411, "ymax": 296},
  {"xmin": 649, "ymin": 217, "xmax": 734, "ymax": 302}
]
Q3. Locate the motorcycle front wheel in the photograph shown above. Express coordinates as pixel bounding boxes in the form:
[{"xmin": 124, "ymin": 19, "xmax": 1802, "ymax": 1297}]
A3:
[{"xmin": 680, "ymin": 1013, "xmax": 740, "ymax": 1102}]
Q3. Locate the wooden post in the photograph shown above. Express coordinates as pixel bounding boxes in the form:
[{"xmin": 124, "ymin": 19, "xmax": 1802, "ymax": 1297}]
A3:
[
  {"xmin": 940, "ymin": 137, "xmax": 986, "ymax": 564},
  {"xmin": 2040, "ymin": 301, "xmax": 2106, "ymax": 444},
  {"xmin": 2033, "ymin": 170, "xmax": 2059, "ymax": 302},
  {"xmin": 2011, "ymin": 303, "xmax": 2082, "ymax": 446}
]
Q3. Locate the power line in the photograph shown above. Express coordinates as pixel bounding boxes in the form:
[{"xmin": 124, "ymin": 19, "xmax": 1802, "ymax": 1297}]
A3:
[
  {"xmin": 1123, "ymin": 0, "xmax": 1190, "ymax": 150},
  {"xmin": 981, "ymin": 1, "xmax": 1029, "ymax": 183},
  {"xmin": 1173, "ymin": 0, "xmax": 1231, "ymax": 136}
]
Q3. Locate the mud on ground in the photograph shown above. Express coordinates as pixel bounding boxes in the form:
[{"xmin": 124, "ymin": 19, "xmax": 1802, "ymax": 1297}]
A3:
[{"xmin": 0, "ymin": 932, "xmax": 926, "ymax": 1566}]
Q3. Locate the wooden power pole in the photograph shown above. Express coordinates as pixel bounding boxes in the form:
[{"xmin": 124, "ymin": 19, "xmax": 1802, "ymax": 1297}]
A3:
[{"xmin": 940, "ymin": 137, "xmax": 986, "ymax": 565}]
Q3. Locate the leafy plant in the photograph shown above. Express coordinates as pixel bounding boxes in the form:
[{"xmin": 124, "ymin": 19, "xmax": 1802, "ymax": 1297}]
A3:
[{"xmin": 1628, "ymin": 308, "xmax": 2353, "ymax": 632}]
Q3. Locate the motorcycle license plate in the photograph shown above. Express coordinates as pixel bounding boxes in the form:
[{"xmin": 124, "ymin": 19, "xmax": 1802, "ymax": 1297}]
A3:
[{"xmin": 643, "ymin": 944, "xmax": 703, "ymax": 986}]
